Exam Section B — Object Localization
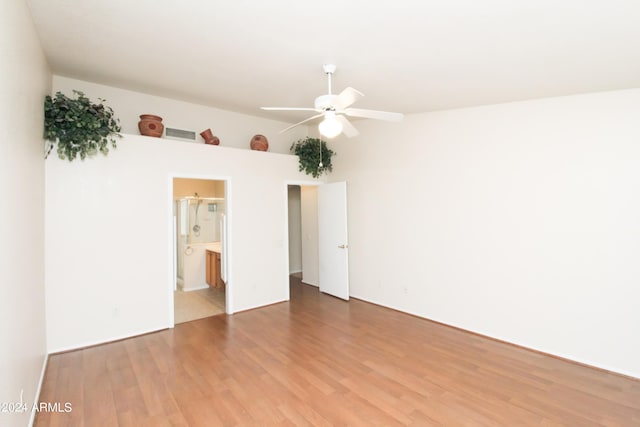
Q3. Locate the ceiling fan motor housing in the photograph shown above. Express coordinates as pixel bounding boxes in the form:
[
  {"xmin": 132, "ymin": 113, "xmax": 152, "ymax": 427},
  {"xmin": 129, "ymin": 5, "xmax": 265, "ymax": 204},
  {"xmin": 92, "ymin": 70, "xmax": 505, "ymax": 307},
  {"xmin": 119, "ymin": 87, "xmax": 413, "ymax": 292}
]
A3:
[
  {"xmin": 322, "ymin": 64, "xmax": 337, "ymax": 74},
  {"xmin": 314, "ymin": 94, "xmax": 338, "ymax": 111}
]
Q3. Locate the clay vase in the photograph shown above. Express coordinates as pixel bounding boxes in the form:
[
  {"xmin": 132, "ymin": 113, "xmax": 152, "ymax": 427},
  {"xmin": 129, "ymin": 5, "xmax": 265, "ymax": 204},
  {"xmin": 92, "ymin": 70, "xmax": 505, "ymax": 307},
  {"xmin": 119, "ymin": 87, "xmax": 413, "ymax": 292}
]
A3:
[
  {"xmin": 200, "ymin": 128, "xmax": 220, "ymax": 145},
  {"xmin": 138, "ymin": 114, "xmax": 164, "ymax": 138},
  {"xmin": 250, "ymin": 134, "xmax": 269, "ymax": 151}
]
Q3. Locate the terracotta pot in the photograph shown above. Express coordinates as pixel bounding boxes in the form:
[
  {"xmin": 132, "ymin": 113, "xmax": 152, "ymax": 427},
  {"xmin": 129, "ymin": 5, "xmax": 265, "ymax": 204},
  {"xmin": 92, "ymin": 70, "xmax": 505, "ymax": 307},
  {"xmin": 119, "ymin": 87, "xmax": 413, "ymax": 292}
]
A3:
[
  {"xmin": 200, "ymin": 128, "xmax": 220, "ymax": 145},
  {"xmin": 138, "ymin": 114, "xmax": 164, "ymax": 138},
  {"xmin": 250, "ymin": 134, "xmax": 269, "ymax": 151}
]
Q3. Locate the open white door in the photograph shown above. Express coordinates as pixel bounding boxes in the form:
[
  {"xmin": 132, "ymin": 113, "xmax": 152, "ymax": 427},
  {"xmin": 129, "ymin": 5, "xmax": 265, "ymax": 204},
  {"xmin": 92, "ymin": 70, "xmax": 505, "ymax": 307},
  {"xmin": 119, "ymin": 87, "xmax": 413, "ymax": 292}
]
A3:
[{"xmin": 318, "ymin": 181, "xmax": 349, "ymax": 300}]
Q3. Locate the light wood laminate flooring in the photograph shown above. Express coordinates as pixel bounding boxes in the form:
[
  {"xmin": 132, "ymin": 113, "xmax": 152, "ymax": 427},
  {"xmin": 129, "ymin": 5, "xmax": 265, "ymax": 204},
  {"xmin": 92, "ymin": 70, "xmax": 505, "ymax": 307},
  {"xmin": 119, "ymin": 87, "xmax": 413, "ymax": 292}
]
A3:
[{"xmin": 35, "ymin": 276, "xmax": 640, "ymax": 426}]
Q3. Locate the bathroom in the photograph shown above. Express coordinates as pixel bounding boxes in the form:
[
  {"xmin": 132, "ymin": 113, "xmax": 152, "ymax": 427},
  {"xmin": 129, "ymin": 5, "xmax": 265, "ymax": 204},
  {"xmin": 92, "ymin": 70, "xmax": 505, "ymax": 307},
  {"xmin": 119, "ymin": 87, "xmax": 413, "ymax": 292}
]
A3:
[{"xmin": 173, "ymin": 178, "xmax": 227, "ymax": 323}]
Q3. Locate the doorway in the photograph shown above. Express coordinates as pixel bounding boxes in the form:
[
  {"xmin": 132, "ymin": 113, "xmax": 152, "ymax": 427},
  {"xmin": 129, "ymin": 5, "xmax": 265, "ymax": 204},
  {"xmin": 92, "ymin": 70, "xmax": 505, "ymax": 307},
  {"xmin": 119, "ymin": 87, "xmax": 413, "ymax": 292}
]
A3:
[
  {"xmin": 286, "ymin": 182, "xmax": 350, "ymax": 300},
  {"xmin": 287, "ymin": 184, "xmax": 320, "ymax": 288},
  {"xmin": 172, "ymin": 177, "xmax": 228, "ymax": 323}
]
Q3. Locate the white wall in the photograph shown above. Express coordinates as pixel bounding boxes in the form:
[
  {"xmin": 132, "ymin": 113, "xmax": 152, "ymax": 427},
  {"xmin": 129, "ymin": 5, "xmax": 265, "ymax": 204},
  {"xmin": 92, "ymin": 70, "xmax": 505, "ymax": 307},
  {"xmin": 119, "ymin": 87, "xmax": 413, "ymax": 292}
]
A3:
[
  {"xmin": 0, "ymin": 0, "xmax": 51, "ymax": 425},
  {"xmin": 53, "ymin": 76, "xmax": 308, "ymax": 154},
  {"xmin": 301, "ymin": 186, "xmax": 319, "ymax": 286},
  {"xmin": 287, "ymin": 186, "xmax": 302, "ymax": 273},
  {"xmin": 331, "ymin": 89, "xmax": 640, "ymax": 378},
  {"xmin": 45, "ymin": 135, "xmax": 316, "ymax": 352}
]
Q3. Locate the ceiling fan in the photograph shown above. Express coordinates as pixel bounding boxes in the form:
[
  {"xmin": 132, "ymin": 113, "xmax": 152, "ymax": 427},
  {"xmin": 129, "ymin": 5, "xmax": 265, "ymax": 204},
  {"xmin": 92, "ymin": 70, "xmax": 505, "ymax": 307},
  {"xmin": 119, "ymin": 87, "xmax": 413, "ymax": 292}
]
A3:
[{"xmin": 261, "ymin": 64, "xmax": 403, "ymax": 138}]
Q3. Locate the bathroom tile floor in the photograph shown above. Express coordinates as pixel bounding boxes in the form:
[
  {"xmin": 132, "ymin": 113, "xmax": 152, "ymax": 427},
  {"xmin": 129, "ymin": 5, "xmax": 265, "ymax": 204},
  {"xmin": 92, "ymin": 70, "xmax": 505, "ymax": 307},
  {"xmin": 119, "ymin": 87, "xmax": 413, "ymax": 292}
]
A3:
[{"xmin": 174, "ymin": 286, "xmax": 225, "ymax": 324}]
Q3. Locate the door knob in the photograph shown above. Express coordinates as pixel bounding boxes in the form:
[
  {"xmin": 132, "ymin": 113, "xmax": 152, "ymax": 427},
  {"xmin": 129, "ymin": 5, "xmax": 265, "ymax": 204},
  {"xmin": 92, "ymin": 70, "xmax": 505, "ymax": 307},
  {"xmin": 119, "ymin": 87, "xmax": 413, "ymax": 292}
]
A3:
[{"xmin": 338, "ymin": 244, "xmax": 348, "ymax": 249}]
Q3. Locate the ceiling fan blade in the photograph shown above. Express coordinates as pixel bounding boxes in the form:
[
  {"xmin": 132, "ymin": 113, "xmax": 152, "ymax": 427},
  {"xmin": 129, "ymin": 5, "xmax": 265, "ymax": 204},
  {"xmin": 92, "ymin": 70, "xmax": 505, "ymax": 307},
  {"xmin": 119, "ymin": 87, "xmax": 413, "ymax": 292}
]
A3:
[
  {"xmin": 278, "ymin": 113, "xmax": 324, "ymax": 134},
  {"xmin": 344, "ymin": 108, "xmax": 404, "ymax": 122},
  {"xmin": 261, "ymin": 107, "xmax": 318, "ymax": 112},
  {"xmin": 336, "ymin": 115, "xmax": 359, "ymax": 138},
  {"xmin": 334, "ymin": 87, "xmax": 364, "ymax": 110}
]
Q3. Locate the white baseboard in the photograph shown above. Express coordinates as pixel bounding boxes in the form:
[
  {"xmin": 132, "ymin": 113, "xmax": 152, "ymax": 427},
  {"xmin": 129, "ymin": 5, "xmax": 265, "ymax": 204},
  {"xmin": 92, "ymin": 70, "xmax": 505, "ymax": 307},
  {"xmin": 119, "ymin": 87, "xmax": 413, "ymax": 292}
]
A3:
[
  {"xmin": 349, "ymin": 292, "xmax": 640, "ymax": 381},
  {"xmin": 48, "ymin": 325, "xmax": 168, "ymax": 354},
  {"xmin": 28, "ymin": 353, "xmax": 49, "ymax": 426}
]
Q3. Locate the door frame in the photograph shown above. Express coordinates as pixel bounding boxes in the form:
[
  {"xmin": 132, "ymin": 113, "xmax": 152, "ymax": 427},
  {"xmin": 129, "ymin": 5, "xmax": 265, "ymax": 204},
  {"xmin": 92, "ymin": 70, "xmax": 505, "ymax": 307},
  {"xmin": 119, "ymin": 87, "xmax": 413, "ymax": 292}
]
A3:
[{"xmin": 168, "ymin": 174, "xmax": 233, "ymax": 327}]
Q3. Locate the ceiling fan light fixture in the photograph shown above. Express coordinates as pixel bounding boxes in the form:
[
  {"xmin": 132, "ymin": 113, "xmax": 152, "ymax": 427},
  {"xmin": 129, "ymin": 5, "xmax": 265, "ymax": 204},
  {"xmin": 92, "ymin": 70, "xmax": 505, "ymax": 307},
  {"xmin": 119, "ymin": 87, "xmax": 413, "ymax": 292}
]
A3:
[
  {"xmin": 318, "ymin": 111, "xmax": 343, "ymax": 138},
  {"xmin": 262, "ymin": 64, "xmax": 402, "ymax": 138}
]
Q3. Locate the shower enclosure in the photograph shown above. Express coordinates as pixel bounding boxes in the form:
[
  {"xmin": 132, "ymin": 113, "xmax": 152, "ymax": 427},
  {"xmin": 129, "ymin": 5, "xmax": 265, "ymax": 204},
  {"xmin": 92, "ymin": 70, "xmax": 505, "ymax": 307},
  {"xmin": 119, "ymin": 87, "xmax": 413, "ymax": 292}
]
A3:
[{"xmin": 175, "ymin": 195, "xmax": 225, "ymax": 290}]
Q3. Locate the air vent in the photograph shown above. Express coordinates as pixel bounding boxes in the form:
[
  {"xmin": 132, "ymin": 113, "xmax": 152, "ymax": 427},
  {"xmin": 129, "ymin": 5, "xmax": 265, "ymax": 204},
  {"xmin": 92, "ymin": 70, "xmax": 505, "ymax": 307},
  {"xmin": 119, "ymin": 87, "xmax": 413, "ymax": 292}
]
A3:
[{"xmin": 165, "ymin": 127, "xmax": 196, "ymax": 140}]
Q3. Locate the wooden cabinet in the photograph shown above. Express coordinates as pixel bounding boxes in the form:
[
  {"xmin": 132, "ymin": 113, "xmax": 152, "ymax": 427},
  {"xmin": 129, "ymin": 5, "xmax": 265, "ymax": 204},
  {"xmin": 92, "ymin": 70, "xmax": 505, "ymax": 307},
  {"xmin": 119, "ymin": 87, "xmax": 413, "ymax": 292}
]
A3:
[
  {"xmin": 206, "ymin": 250, "xmax": 215, "ymax": 287},
  {"xmin": 206, "ymin": 250, "xmax": 225, "ymax": 288},
  {"xmin": 215, "ymin": 251, "xmax": 224, "ymax": 288}
]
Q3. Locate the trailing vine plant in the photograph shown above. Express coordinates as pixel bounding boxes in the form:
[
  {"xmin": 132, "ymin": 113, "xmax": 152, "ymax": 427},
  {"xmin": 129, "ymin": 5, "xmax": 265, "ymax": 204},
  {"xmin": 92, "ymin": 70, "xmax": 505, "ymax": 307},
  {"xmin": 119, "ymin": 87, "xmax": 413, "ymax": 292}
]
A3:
[
  {"xmin": 290, "ymin": 137, "xmax": 335, "ymax": 178},
  {"xmin": 44, "ymin": 90, "xmax": 122, "ymax": 161}
]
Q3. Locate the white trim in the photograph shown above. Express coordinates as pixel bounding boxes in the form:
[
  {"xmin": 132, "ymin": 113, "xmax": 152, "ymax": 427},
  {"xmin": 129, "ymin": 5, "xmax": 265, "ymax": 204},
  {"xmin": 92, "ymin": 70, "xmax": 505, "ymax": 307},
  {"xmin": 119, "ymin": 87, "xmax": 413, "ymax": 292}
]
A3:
[
  {"xmin": 47, "ymin": 326, "xmax": 169, "ymax": 354},
  {"xmin": 223, "ymin": 179, "xmax": 233, "ymax": 314},
  {"xmin": 349, "ymin": 292, "xmax": 640, "ymax": 381},
  {"xmin": 286, "ymin": 179, "xmax": 324, "ymax": 187},
  {"xmin": 283, "ymin": 183, "xmax": 291, "ymax": 301},
  {"xmin": 172, "ymin": 215, "xmax": 177, "ymax": 292},
  {"xmin": 167, "ymin": 175, "xmax": 176, "ymax": 327},
  {"xmin": 28, "ymin": 353, "xmax": 49, "ymax": 426}
]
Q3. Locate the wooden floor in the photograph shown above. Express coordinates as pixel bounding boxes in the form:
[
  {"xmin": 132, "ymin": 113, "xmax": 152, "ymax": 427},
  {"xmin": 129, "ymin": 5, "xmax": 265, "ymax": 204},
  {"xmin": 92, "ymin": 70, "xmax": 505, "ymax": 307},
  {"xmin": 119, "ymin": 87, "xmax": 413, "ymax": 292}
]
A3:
[{"xmin": 36, "ymin": 277, "xmax": 640, "ymax": 426}]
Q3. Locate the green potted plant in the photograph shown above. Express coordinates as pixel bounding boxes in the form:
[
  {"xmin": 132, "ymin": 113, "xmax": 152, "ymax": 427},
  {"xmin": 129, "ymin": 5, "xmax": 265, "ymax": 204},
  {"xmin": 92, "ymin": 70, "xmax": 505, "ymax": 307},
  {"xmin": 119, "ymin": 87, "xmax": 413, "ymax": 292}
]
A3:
[
  {"xmin": 290, "ymin": 137, "xmax": 335, "ymax": 178},
  {"xmin": 44, "ymin": 90, "xmax": 122, "ymax": 161}
]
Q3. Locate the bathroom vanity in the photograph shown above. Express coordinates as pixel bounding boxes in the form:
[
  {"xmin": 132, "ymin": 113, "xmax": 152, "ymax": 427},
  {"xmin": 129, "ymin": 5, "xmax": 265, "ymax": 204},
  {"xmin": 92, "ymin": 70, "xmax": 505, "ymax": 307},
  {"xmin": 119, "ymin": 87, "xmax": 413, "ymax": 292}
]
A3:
[{"xmin": 206, "ymin": 248, "xmax": 224, "ymax": 288}]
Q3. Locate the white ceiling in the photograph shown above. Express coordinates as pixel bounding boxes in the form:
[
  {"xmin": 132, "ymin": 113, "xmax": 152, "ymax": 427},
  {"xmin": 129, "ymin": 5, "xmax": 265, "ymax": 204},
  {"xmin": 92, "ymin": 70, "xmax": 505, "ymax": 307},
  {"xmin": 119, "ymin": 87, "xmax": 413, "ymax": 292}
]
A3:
[{"xmin": 26, "ymin": 0, "xmax": 640, "ymax": 123}]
